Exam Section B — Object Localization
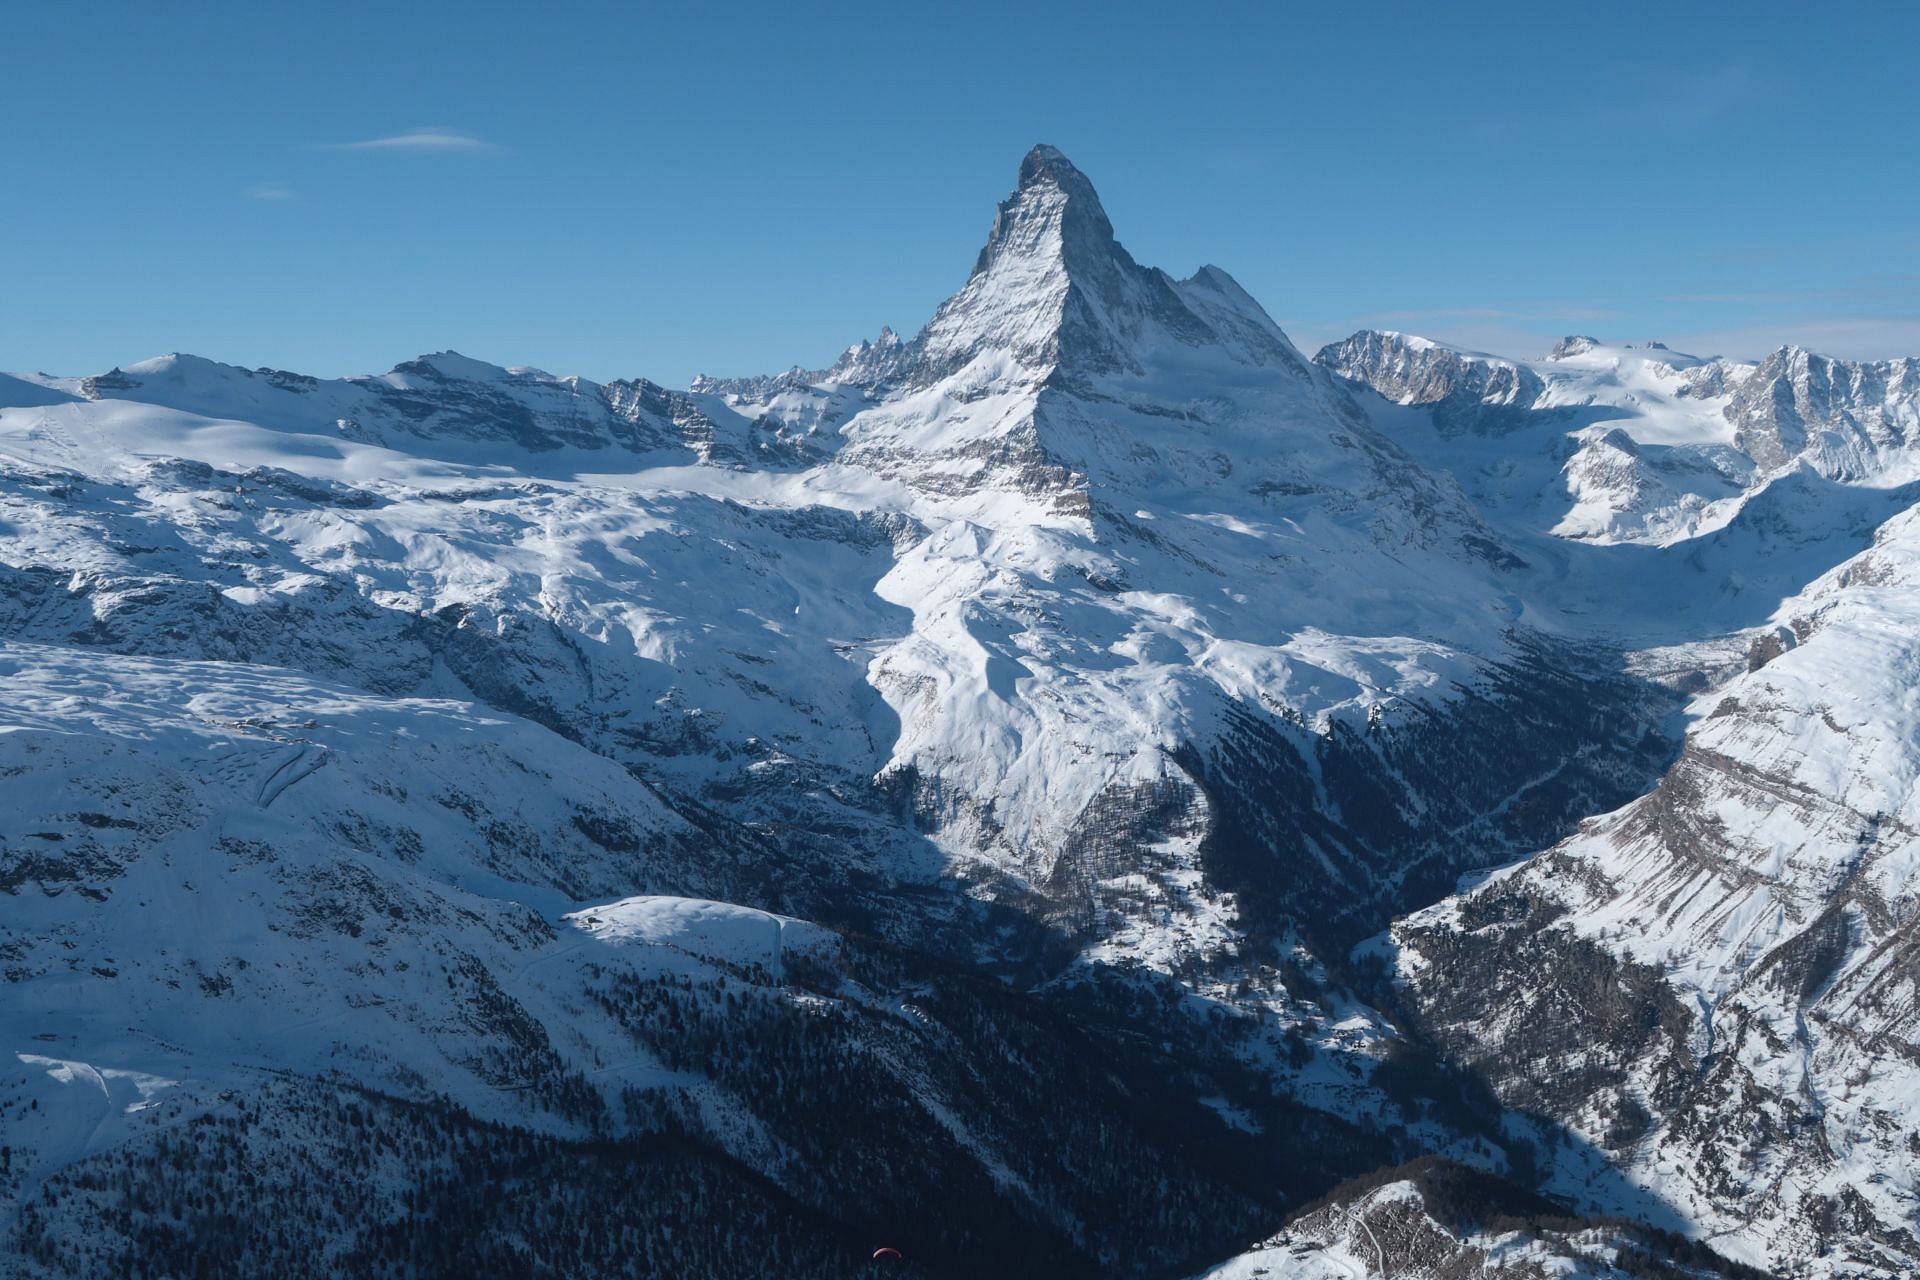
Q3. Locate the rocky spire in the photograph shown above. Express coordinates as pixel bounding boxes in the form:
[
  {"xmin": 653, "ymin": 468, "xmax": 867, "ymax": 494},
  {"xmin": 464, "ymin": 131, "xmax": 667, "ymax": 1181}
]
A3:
[
  {"xmin": 968, "ymin": 144, "xmax": 1119, "ymax": 280},
  {"xmin": 913, "ymin": 144, "xmax": 1224, "ymax": 382},
  {"xmin": 1545, "ymin": 335, "xmax": 1602, "ymax": 361}
]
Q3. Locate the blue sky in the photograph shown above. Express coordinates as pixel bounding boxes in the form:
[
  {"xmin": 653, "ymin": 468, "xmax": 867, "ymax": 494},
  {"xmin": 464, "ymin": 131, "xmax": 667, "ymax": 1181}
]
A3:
[{"xmin": 4, "ymin": 1, "xmax": 1916, "ymax": 384}]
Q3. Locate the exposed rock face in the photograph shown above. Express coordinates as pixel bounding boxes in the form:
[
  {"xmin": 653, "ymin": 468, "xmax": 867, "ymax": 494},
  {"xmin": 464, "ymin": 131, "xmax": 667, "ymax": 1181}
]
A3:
[
  {"xmin": 1318, "ymin": 329, "xmax": 1920, "ymax": 550},
  {"xmin": 1392, "ymin": 509, "xmax": 1920, "ymax": 1275},
  {"xmin": 910, "ymin": 145, "xmax": 1300, "ymax": 384},
  {"xmin": 1316, "ymin": 330, "xmax": 1548, "ymax": 435},
  {"xmin": 814, "ymin": 146, "xmax": 1361, "ymax": 510},
  {"xmin": 1547, "ymin": 335, "xmax": 1604, "ymax": 361},
  {"xmin": 1726, "ymin": 345, "xmax": 1920, "ymax": 474}
]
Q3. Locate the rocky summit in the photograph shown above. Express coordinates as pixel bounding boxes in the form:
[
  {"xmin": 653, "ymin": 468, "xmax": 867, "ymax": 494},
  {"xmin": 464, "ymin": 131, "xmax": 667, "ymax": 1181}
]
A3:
[{"xmin": 4, "ymin": 145, "xmax": 1918, "ymax": 1278}]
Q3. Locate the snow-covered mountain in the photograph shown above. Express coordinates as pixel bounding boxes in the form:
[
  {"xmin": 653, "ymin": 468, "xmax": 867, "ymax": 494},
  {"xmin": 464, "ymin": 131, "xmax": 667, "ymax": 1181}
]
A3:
[
  {"xmin": 1388, "ymin": 506, "xmax": 1920, "ymax": 1275},
  {"xmin": 4, "ymin": 145, "xmax": 1919, "ymax": 1278},
  {"xmin": 1318, "ymin": 329, "xmax": 1920, "ymax": 547},
  {"xmin": 1191, "ymin": 1159, "xmax": 1767, "ymax": 1280}
]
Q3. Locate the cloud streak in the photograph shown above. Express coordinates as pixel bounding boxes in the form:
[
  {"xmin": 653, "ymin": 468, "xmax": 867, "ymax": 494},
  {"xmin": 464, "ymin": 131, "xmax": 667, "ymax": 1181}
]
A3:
[
  {"xmin": 1291, "ymin": 310, "xmax": 1920, "ymax": 368},
  {"xmin": 1659, "ymin": 276, "xmax": 1920, "ymax": 307},
  {"xmin": 246, "ymin": 184, "xmax": 295, "ymax": 200},
  {"xmin": 1662, "ymin": 316, "xmax": 1920, "ymax": 364},
  {"xmin": 321, "ymin": 126, "xmax": 497, "ymax": 153},
  {"xmin": 1474, "ymin": 62, "xmax": 1762, "ymax": 140}
]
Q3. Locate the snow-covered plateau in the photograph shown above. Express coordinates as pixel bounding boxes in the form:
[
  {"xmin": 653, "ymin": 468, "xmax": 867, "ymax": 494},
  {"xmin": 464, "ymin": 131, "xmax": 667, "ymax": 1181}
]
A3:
[{"xmin": 4, "ymin": 145, "xmax": 1918, "ymax": 1278}]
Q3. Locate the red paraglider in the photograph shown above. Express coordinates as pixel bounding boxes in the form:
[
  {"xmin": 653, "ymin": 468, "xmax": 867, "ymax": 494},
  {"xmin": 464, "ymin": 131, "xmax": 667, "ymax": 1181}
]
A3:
[{"xmin": 871, "ymin": 1246, "xmax": 904, "ymax": 1261}]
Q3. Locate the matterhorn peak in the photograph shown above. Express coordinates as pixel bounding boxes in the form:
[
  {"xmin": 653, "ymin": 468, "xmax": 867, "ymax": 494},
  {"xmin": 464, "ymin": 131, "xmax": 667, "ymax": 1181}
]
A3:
[
  {"xmin": 965, "ymin": 143, "xmax": 1119, "ymax": 279},
  {"xmin": 912, "ymin": 144, "xmax": 1292, "ymax": 383},
  {"xmin": 1017, "ymin": 142, "xmax": 1082, "ymax": 189}
]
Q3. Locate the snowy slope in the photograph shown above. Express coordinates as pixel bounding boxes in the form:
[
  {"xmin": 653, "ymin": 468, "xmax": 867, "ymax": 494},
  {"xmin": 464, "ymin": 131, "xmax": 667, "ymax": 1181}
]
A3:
[
  {"xmin": 0, "ymin": 638, "xmax": 712, "ymax": 1126},
  {"xmin": 0, "ymin": 640, "xmax": 1296, "ymax": 1277},
  {"xmin": 1192, "ymin": 1170, "xmax": 1755, "ymax": 1280},
  {"xmin": 1390, "ymin": 509, "xmax": 1920, "ymax": 1275},
  {"xmin": 1320, "ymin": 330, "xmax": 1920, "ymax": 549},
  {"xmin": 61, "ymin": 348, "xmax": 818, "ymax": 465}
]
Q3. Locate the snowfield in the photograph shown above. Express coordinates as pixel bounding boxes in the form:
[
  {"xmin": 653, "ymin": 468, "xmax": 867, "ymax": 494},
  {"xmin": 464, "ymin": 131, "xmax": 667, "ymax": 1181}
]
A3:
[{"xmin": 563, "ymin": 895, "xmax": 829, "ymax": 973}]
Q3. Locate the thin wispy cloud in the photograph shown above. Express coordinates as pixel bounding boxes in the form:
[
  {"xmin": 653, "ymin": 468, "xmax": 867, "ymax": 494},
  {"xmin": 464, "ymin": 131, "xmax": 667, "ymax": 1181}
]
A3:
[
  {"xmin": 1474, "ymin": 62, "xmax": 1762, "ymax": 140},
  {"xmin": 1202, "ymin": 145, "xmax": 1274, "ymax": 176},
  {"xmin": 246, "ymin": 184, "xmax": 295, "ymax": 201},
  {"xmin": 1288, "ymin": 316, "xmax": 1562, "ymax": 362},
  {"xmin": 1294, "ymin": 303, "xmax": 1920, "ymax": 368},
  {"xmin": 1664, "ymin": 317, "xmax": 1920, "ymax": 363},
  {"xmin": 1311, "ymin": 303, "xmax": 1625, "ymax": 357},
  {"xmin": 321, "ymin": 126, "xmax": 497, "ymax": 153},
  {"xmin": 1660, "ymin": 276, "xmax": 1920, "ymax": 307},
  {"xmin": 1361, "ymin": 307, "xmax": 1525, "ymax": 323},
  {"xmin": 1631, "ymin": 63, "xmax": 1761, "ymax": 128}
]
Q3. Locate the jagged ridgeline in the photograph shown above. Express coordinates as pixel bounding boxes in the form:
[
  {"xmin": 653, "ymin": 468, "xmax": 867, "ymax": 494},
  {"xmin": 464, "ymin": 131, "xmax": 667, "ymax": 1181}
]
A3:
[{"xmin": 4, "ymin": 145, "xmax": 1918, "ymax": 1277}]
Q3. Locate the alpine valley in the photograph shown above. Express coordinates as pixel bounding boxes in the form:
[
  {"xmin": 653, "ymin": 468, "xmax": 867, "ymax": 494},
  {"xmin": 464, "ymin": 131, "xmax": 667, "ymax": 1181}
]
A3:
[{"xmin": 4, "ymin": 146, "xmax": 1918, "ymax": 1279}]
